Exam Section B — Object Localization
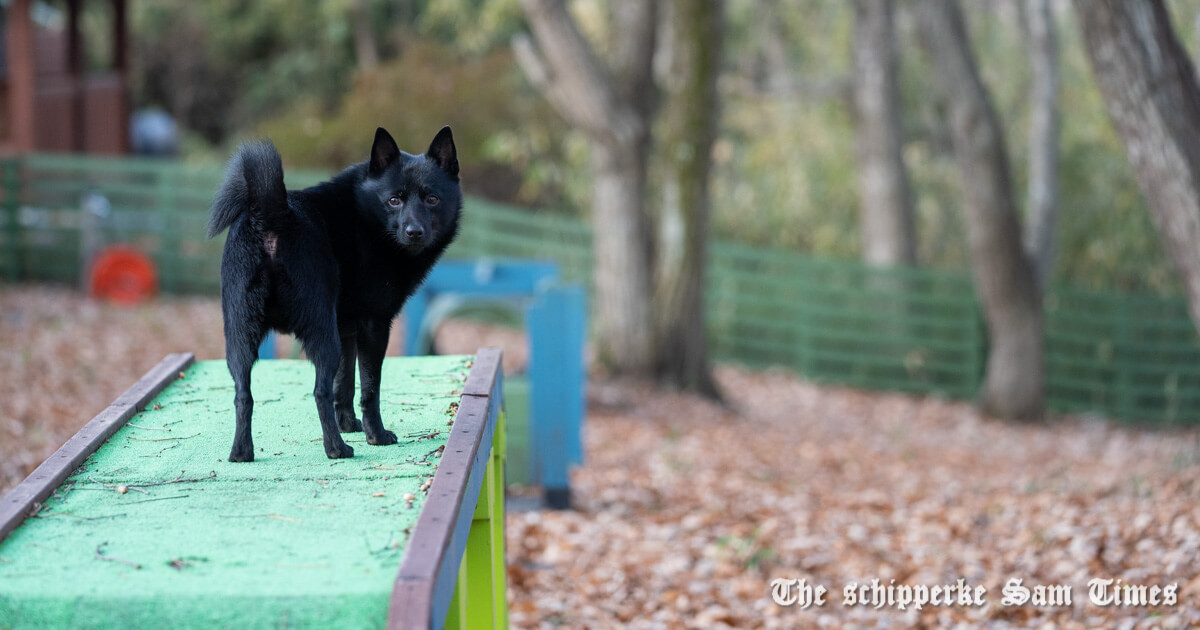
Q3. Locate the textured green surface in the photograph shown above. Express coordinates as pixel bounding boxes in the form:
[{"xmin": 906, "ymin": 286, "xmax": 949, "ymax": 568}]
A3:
[
  {"xmin": 502, "ymin": 377, "xmax": 530, "ymax": 486},
  {"xmin": 0, "ymin": 355, "xmax": 472, "ymax": 630}
]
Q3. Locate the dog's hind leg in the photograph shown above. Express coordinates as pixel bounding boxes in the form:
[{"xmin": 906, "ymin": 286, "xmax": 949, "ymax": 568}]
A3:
[
  {"xmin": 356, "ymin": 316, "xmax": 398, "ymax": 446},
  {"xmin": 334, "ymin": 332, "xmax": 363, "ymax": 432},
  {"xmin": 301, "ymin": 310, "xmax": 355, "ymax": 459},
  {"xmin": 225, "ymin": 318, "xmax": 263, "ymax": 463}
]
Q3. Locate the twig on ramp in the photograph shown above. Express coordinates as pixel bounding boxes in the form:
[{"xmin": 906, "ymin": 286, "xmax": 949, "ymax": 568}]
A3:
[{"xmin": 95, "ymin": 542, "xmax": 141, "ymax": 570}]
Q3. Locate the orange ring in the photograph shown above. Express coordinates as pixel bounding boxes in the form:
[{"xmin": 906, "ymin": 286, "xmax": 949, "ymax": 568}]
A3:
[{"xmin": 89, "ymin": 246, "xmax": 158, "ymax": 305}]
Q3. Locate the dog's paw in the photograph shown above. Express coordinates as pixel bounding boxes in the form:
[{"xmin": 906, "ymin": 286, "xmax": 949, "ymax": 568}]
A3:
[
  {"xmin": 366, "ymin": 429, "xmax": 398, "ymax": 446},
  {"xmin": 325, "ymin": 441, "xmax": 355, "ymax": 459},
  {"xmin": 338, "ymin": 412, "xmax": 363, "ymax": 433},
  {"xmin": 228, "ymin": 445, "xmax": 255, "ymax": 463}
]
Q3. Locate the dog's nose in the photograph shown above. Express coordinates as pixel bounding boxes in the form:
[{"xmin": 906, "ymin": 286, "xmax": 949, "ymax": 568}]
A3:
[{"xmin": 405, "ymin": 225, "xmax": 424, "ymax": 240}]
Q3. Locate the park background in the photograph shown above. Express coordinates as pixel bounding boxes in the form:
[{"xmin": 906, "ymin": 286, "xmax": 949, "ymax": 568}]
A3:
[{"xmin": 3, "ymin": 0, "xmax": 1200, "ymax": 627}]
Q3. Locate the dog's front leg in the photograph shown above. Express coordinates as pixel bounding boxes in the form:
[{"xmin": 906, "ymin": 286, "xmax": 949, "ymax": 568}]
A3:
[
  {"xmin": 334, "ymin": 331, "xmax": 363, "ymax": 432},
  {"xmin": 357, "ymin": 317, "xmax": 399, "ymax": 446}
]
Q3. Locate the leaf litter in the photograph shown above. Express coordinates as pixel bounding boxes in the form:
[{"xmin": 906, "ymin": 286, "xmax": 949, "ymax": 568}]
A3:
[{"xmin": 3, "ymin": 286, "xmax": 1199, "ymax": 628}]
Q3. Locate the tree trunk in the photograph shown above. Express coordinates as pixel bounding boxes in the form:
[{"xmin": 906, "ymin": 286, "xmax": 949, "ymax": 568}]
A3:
[
  {"xmin": 1021, "ymin": 0, "xmax": 1059, "ymax": 290},
  {"xmin": 654, "ymin": 0, "xmax": 723, "ymax": 398},
  {"xmin": 1074, "ymin": 0, "xmax": 1200, "ymax": 351},
  {"xmin": 755, "ymin": 0, "xmax": 792, "ymax": 93},
  {"xmin": 853, "ymin": 0, "xmax": 917, "ymax": 268},
  {"xmin": 351, "ymin": 0, "xmax": 379, "ymax": 71},
  {"xmin": 1195, "ymin": 9, "xmax": 1200, "ymax": 83},
  {"xmin": 916, "ymin": 0, "xmax": 1044, "ymax": 420},
  {"xmin": 514, "ymin": 0, "xmax": 658, "ymax": 376},
  {"xmin": 592, "ymin": 139, "xmax": 656, "ymax": 374}
]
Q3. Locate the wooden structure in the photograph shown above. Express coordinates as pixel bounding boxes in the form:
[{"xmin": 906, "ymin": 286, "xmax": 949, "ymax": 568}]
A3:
[{"xmin": 1, "ymin": 0, "xmax": 130, "ymax": 154}]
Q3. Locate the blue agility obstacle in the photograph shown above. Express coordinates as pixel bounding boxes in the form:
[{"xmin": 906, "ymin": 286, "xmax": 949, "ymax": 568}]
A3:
[{"xmin": 402, "ymin": 259, "xmax": 586, "ymax": 510}]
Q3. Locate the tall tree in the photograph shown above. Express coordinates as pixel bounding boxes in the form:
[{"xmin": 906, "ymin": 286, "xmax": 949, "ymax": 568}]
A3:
[
  {"xmin": 513, "ymin": 0, "xmax": 658, "ymax": 376},
  {"xmin": 350, "ymin": 0, "xmax": 380, "ymax": 70},
  {"xmin": 654, "ymin": 0, "xmax": 723, "ymax": 397},
  {"xmin": 853, "ymin": 0, "xmax": 917, "ymax": 268},
  {"xmin": 1021, "ymin": 0, "xmax": 1059, "ymax": 289},
  {"xmin": 916, "ymin": 0, "xmax": 1044, "ymax": 420},
  {"xmin": 1074, "ymin": 1, "xmax": 1200, "ymax": 346},
  {"xmin": 754, "ymin": 0, "xmax": 793, "ymax": 94}
]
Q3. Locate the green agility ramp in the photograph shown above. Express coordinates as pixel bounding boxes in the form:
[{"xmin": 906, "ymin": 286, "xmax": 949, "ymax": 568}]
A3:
[{"xmin": 0, "ymin": 350, "xmax": 507, "ymax": 629}]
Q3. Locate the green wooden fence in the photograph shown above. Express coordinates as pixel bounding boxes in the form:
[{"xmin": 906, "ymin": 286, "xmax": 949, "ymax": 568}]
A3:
[{"xmin": 3, "ymin": 153, "xmax": 1199, "ymax": 426}]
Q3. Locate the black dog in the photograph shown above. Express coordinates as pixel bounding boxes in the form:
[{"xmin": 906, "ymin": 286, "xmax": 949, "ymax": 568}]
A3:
[{"xmin": 207, "ymin": 127, "xmax": 461, "ymax": 461}]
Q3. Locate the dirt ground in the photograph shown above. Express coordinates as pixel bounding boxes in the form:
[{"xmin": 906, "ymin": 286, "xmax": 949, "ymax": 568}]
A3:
[{"xmin": 2, "ymin": 285, "xmax": 1199, "ymax": 628}]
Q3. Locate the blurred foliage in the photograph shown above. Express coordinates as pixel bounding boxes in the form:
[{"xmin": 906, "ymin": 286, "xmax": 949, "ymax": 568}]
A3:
[
  {"xmin": 710, "ymin": 98, "xmax": 859, "ymax": 256},
  {"xmin": 132, "ymin": 0, "xmax": 361, "ymax": 142},
  {"xmin": 128, "ymin": 0, "xmax": 1200, "ymax": 294},
  {"xmin": 257, "ymin": 37, "xmax": 571, "ymax": 205},
  {"xmin": 707, "ymin": 0, "xmax": 858, "ymax": 257},
  {"xmin": 420, "ymin": 0, "xmax": 524, "ymax": 54}
]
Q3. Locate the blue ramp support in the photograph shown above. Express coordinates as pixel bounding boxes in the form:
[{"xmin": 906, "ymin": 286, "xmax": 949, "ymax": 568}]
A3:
[
  {"xmin": 526, "ymin": 285, "xmax": 586, "ymax": 509},
  {"xmin": 403, "ymin": 259, "xmax": 586, "ymax": 509}
]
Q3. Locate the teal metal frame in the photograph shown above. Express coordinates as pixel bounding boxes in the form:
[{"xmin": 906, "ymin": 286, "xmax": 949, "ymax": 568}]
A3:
[{"xmin": 402, "ymin": 259, "xmax": 585, "ymax": 509}]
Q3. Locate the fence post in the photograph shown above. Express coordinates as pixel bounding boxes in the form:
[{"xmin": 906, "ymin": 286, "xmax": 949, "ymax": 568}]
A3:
[
  {"xmin": 157, "ymin": 164, "xmax": 180, "ymax": 293},
  {"xmin": 1115, "ymin": 298, "xmax": 1135, "ymax": 422},
  {"xmin": 968, "ymin": 301, "xmax": 986, "ymax": 398},
  {"xmin": 797, "ymin": 262, "xmax": 816, "ymax": 376},
  {"xmin": 3, "ymin": 159, "xmax": 20, "ymax": 282}
]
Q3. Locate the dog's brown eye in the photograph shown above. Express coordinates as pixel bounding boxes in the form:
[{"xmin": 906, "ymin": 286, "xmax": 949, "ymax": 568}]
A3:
[
  {"xmin": 387, "ymin": 196, "xmax": 401, "ymax": 207},
  {"xmin": 425, "ymin": 194, "xmax": 439, "ymax": 206}
]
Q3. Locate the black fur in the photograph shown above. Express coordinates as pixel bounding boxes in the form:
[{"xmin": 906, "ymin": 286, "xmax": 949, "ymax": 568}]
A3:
[{"xmin": 208, "ymin": 126, "xmax": 461, "ymax": 461}]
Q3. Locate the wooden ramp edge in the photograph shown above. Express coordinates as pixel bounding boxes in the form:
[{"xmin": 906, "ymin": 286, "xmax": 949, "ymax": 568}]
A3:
[
  {"xmin": 390, "ymin": 346, "xmax": 504, "ymax": 630},
  {"xmin": 0, "ymin": 352, "xmax": 196, "ymax": 543}
]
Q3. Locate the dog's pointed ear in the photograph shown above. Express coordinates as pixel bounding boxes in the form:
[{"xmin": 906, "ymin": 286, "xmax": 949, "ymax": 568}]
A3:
[
  {"xmin": 369, "ymin": 127, "xmax": 400, "ymax": 176},
  {"xmin": 426, "ymin": 126, "xmax": 459, "ymax": 179}
]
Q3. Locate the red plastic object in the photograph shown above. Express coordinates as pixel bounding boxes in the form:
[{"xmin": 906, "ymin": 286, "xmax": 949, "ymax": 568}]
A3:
[{"xmin": 88, "ymin": 246, "xmax": 158, "ymax": 305}]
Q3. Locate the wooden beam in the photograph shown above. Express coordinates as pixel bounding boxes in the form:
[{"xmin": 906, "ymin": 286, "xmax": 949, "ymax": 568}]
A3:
[
  {"xmin": 113, "ymin": 0, "xmax": 131, "ymax": 152},
  {"xmin": 67, "ymin": 0, "xmax": 84, "ymax": 151},
  {"xmin": 67, "ymin": 0, "xmax": 82, "ymax": 74},
  {"xmin": 390, "ymin": 348, "xmax": 504, "ymax": 629},
  {"xmin": 113, "ymin": 0, "xmax": 128, "ymax": 71},
  {"xmin": 0, "ymin": 353, "xmax": 196, "ymax": 543},
  {"xmin": 5, "ymin": 0, "xmax": 35, "ymax": 152}
]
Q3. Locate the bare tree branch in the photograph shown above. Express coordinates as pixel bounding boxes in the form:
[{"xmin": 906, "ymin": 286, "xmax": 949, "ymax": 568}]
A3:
[
  {"xmin": 916, "ymin": 0, "xmax": 1044, "ymax": 420},
  {"xmin": 607, "ymin": 0, "xmax": 659, "ymax": 119},
  {"xmin": 515, "ymin": 0, "xmax": 659, "ymax": 374},
  {"xmin": 1022, "ymin": 0, "xmax": 1060, "ymax": 290},
  {"xmin": 516, "ymin": 0, "xmax": 641, "ymax": 145},
  {"xmin": 654, "ymin": 0, "xmax": 723, "ymax": 398},
  {"xmin": 511, "ymin": 33, "xmax": 552, "ymax": 96},
  {"xmin": 1075, "ymin": 0, "xmax": 1200, "ymax": 344},
  {"xmin": 854, "ymin": 0, "xmax": 917, "ymax": 267}
]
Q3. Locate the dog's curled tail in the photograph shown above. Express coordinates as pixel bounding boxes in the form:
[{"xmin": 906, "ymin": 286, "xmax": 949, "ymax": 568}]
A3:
[{"xmin": 207, "ymin": 140, "xmax": 288, "ymax": 238}]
